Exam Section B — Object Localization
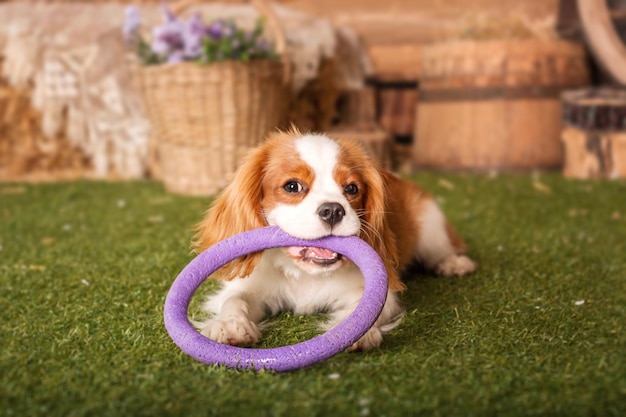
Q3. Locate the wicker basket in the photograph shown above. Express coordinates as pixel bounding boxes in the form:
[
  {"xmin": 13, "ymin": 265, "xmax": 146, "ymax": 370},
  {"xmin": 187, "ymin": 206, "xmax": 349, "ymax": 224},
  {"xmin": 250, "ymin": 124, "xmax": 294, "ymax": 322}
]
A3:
[{"xmin": 133, "ymin": 0, "xmax": 289, "ymax": 195}]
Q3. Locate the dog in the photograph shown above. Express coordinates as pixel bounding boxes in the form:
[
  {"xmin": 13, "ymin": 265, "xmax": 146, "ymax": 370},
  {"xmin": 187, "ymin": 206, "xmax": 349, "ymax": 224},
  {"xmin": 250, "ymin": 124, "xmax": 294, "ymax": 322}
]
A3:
[{"xmin": 193, "ymin": 128, "xmax": 476, "ymax": 351}]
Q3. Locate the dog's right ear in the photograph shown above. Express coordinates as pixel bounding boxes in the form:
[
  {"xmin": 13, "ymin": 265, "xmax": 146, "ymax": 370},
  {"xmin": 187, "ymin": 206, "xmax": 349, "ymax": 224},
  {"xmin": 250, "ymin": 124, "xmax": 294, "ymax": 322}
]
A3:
[{"xmin": 192, "ymin": 144, "xmax": 271, "ymax": 280}]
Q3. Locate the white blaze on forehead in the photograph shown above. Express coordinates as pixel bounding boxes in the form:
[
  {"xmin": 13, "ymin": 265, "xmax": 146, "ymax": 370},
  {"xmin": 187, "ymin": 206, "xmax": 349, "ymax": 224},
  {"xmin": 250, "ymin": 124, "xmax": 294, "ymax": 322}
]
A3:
[
  {"xmin": 294, "ymin": 134, "xmax": 340, "ymax": 176},
  {"xmin": 294, "ymin": 134, "xmax": 344, "ymax": 202}
]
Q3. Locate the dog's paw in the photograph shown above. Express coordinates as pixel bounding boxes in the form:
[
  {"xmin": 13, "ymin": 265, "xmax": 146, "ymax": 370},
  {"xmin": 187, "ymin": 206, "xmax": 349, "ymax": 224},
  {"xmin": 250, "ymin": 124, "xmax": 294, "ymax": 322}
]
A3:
[
  {"xmin": 200, "ymin": 316, "xmax": 261, "ymax": 347},
  {"xmin": 435, "ymin": 254, "xmax": 477, "ymax": 277},
  {"xmin": 347, "ymin": 326, "xmax": 383, "ymax": 352}
]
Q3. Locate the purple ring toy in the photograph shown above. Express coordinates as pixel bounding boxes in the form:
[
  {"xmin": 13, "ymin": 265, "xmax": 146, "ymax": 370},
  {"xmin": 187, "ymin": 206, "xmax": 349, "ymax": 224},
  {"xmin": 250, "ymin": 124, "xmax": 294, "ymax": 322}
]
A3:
[{"xmin": 163, "ymin": 226, "xmax": 388, "ymax": 372}]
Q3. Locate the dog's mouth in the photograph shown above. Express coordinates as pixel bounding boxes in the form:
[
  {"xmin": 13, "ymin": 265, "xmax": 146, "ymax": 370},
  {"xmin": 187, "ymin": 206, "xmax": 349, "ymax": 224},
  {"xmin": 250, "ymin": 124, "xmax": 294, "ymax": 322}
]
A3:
[{"xmin": 285, "ymin": 246, "xmax": 343, "ymax": 266}]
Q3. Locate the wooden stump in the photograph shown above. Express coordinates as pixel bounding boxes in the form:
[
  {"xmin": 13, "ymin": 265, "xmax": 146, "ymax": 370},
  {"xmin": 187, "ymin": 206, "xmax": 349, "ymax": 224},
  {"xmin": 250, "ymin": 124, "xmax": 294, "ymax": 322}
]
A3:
[
  {"xmin": 561, "ymin": 88, "xmax": 626, "ymax": 178},
  {"xmin": 562, "ymin": 128, "xmax": 626, "ymax": 178}
]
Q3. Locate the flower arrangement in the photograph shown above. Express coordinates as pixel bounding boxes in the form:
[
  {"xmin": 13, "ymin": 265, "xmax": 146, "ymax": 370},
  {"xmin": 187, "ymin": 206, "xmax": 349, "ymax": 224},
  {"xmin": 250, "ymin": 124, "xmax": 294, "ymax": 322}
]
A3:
[{"xmin": 123, "ymin": 4, "xmax": 278, "ymax": 65}]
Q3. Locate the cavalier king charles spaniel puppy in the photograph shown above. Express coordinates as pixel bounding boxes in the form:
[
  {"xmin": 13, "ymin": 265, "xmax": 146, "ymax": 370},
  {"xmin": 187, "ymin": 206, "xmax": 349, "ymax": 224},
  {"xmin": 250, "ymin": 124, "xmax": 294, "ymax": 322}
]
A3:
[{"xmin": 193, "ymin": 128, "xmax": 476, "ymax": 351}]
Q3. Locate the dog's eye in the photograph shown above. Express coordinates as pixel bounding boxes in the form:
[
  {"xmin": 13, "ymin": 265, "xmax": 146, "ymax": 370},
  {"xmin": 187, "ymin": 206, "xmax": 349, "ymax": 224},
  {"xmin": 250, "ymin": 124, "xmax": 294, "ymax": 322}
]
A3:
[
  {"xmin": 283, "ymin": 181, "xmax": 304, "ymax": 194},
  {"xmin": 344, "ymin": 183, "xmax": 359, "ymax": 195}
]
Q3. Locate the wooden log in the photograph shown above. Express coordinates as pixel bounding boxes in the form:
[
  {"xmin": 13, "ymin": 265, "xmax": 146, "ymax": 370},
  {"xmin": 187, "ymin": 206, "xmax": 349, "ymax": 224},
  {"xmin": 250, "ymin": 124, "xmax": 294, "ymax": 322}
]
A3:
[
  {"xmin": 562, "ymin": 88, "xmax": 626, "ymax": 131},
  {"xmin": 561, "ymin": 87, "xmax": 626, "ymax": 178},
  {"xmin": 562, "ymin": 127, "xmax": 626, "ymax": 178}
]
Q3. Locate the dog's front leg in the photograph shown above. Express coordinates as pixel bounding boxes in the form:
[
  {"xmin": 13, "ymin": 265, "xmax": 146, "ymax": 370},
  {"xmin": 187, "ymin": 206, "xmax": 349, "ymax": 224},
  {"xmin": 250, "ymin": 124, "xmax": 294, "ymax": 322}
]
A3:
[
  {"xmin": 200, "ymin": 293, "xmax": 264, "ymax": 346},
  {"xmin": 326, "ymin": 291, "xmax": 404, "ymax": 352}
]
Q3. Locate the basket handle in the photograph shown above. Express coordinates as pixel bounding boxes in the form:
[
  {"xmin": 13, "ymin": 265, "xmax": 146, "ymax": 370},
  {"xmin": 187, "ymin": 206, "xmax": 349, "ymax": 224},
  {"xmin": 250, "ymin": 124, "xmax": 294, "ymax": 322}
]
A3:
[{"xmin": 169, "ymin": 0, "xmax": 291, "ymax": 84}]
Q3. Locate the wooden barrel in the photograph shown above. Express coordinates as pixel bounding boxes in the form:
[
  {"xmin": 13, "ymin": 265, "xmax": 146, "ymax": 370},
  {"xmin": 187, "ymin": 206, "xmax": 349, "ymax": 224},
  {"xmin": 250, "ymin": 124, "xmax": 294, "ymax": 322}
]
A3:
[{"xmin": 414, "ymin": 40, "xmax": 590, "ymax": 170}]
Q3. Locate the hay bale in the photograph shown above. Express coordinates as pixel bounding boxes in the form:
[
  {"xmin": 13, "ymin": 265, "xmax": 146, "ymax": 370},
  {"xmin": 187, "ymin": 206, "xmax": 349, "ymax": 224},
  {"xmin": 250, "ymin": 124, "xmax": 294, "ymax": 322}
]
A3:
[{"xmin": 0, "ymin": 81, "xmax": 90, "ymax": 181}]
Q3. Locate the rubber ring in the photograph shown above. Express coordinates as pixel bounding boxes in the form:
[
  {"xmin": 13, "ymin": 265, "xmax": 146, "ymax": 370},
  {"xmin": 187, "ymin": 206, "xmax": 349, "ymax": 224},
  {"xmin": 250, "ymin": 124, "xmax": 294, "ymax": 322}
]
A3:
[{"xmin": 163, "ymin": 226, "xmax": 388, "ymax": 372}]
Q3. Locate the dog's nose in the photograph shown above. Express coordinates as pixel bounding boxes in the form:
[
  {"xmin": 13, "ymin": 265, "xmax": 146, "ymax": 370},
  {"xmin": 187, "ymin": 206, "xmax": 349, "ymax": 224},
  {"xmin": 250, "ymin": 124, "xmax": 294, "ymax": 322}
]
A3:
[{"xmin": 317, "ymin": 202, "xmax": 346, "ymax": 227}]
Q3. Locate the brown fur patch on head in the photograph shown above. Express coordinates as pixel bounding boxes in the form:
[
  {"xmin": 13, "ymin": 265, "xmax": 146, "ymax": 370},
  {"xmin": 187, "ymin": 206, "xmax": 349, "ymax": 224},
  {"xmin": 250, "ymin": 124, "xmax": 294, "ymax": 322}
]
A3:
[{"xmin": 193, "ymin": 128, "xmax": 304, "ymax": 280}]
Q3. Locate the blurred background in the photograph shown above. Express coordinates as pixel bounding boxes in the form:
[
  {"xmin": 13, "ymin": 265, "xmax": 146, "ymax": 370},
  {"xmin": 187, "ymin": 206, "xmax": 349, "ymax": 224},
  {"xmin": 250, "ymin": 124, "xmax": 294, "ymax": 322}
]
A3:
[{"xmin": 1, "ymin": 0, "xmax": 625, "ymax": 194}]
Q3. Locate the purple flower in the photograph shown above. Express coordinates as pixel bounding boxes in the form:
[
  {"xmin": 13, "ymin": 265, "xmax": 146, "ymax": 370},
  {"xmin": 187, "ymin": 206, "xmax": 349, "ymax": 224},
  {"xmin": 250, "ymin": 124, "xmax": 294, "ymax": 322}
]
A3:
[
  {"xmin": 123, "ymin": 5, "xmax": 141, "ymax": 42},
  {"xmin": 152, "ymin": 21, "xmax": 184, "ymax": 55},
  {"xmin": 152, "ymin": 1, "xmax": 185, "ymax": 62},
  {"xmin": 151, "ymin": 4, "xmax": 185, "ymax": 59},
  {"xmin": 206, "ymin": 21, "xmax": 223, "ymax": 39},
  {"xmin": 130, "ymin": 2, "xmax": 275, "ymax": 65},
  {"xmin": 183, "ymin": 13, "xmax": 206, "ymax": 59}
]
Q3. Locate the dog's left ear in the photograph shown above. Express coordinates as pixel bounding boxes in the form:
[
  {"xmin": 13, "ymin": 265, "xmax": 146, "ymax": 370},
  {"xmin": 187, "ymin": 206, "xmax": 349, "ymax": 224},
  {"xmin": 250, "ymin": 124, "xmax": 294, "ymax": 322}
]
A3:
[{"xmin": 335, "ymin": 137, "xmax": 405, "ymax": 292}]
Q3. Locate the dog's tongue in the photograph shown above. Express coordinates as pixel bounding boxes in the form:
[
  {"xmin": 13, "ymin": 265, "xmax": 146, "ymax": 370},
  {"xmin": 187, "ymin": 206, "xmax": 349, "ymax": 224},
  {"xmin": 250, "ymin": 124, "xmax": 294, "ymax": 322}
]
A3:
[
  {"xmin": 306, "ymin": 247, "xmax": 338, "ymax": 260},
  {"xmin": 286, "ymin": 246, "xmax": 338, "ymax": 261}
]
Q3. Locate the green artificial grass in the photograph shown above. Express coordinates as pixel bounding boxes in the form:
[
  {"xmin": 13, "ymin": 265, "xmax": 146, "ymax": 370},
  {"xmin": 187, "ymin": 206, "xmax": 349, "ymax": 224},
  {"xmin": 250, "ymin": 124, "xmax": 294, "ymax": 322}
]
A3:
[{"xmin": 0, "ymin": 173, "xmax": 625, "ymax": 417}]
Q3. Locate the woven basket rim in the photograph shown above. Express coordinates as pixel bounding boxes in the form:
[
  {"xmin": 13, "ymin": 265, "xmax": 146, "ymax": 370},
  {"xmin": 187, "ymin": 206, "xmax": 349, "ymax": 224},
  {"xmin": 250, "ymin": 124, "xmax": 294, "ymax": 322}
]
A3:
[{"xmin": 134, "ymin": 58, "xmax": 282, "ymax": 73}]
